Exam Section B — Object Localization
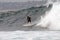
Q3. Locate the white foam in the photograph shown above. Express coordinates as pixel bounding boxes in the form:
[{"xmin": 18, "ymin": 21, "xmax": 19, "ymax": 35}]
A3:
[{"xmin": 36, "ymin": 2, "xmax": 60, "ymax": 30}]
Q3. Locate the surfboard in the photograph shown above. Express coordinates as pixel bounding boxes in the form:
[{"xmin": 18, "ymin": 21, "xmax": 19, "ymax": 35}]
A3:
[{"xmin": 23, "ymin": 22, "xmax": 35, "ymax": 27}]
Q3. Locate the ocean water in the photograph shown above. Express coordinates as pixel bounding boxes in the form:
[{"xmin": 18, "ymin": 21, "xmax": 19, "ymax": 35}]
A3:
[
  {"xmin": 0, "ymin": 5, "xmax": 48, "ymax": 31},
  {"xmin": 0, "ymin": 1, "xmax": 60, "ymax": 40},
  {"xmin": 0, "ymin": 31, "xmax": 60, "ymax": 40},
  {"xmin": 36, "ymin": 2, "xmax": 60, "ymax": 30}
]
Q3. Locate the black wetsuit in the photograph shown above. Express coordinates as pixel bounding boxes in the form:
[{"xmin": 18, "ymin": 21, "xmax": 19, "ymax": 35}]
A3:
[{"xmin": 27, "ymin": 16, "xmax": 31, "ymax": 23}]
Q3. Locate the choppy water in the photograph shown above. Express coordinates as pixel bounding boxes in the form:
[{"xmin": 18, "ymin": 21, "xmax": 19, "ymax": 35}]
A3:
[
  {"xmin": 0, "ymin": 1, "xmax": 60, "ymax": 40},
  {"xmin": 0, "ymin": 31, "xmax": 60, "ymax": 40}
]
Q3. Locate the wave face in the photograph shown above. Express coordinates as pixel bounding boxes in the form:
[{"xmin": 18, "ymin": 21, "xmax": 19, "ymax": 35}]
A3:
[
  {"xmin": 1, "ymin": 2, "xmax": 60, "ymax": 31},
  {"xmin": 36, "ymin": 2, "xmax": 60, "ymax": 30},
  {"xmin": 0, "ymin": 6, "xmax": 49, "ymax": 31}
]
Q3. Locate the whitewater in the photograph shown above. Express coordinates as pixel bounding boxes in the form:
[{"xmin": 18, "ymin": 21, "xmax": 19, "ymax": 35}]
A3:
[
  {"xmin": 0, "ymin": 31, "xmax": 60, "ymax": 40},
  {"xmin": 36, "ymin": 2, "xmax": 60, "ymax": 30},
  {"xmin": 0, "ymin": 1, "xmax": 60, "ymax": 40}
]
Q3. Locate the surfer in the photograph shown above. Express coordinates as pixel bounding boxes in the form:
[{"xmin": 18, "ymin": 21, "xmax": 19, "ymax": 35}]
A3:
[{"xmin": 27, "ymin": 16, "xmax": 31, "ymax": 23}]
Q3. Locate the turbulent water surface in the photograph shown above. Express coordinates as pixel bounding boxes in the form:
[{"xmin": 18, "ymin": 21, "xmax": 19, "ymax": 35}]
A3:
[
  {"xmin": 0, "ymin": 1, "xmax": 60, "ymax": 40},
  {"xmin": 0, "ymin": 31, "xmax": 60, "ymax": 40}
]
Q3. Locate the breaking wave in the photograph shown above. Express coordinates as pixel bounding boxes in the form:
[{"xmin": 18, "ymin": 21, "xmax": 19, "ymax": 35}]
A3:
[
  {"xmin": 36, "ymin": 2, "xmax": 60, "ymax": 30},
  {"xmin": 0, "ymin": 2, "xmax": 60, "ymax": 30}
]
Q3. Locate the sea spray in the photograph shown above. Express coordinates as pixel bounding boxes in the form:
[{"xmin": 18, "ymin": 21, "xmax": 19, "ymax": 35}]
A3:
[{"xmin": 36, "ymin": 3, "xmax": 60, "ymax": 30}]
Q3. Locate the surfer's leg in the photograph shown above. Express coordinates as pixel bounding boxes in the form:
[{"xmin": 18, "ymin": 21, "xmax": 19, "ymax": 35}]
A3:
[
  {"xmin": 30, "ymin": 20, "xmax": 31, "ymax": 23},
  {"xmin": 27, "ymin": 18, "xmax": 29, "ymax": 23}
]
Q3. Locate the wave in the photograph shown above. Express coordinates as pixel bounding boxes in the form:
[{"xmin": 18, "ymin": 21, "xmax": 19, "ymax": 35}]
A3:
[
  {"xmin": 36, "ymin": 2, "xmax": 60, "ymax": 30},
  {"xmin": 0, "ymin": 4, "xmax": 54, "ymax": 31}
]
